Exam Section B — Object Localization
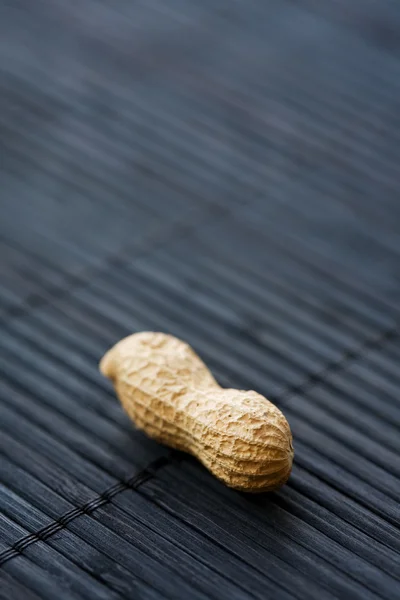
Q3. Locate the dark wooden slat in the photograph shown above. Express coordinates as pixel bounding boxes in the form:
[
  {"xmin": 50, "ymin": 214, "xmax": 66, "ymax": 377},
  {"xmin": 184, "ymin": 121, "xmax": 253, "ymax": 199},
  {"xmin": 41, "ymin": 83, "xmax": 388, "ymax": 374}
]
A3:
[
  {"xmin": 244, "ymin": 193, "xmax": 400, "ymax": 283},
  {"xmin": 6, "ymin": 247, "xmax": 396, "ymax": 516},
  {"xmin": 289, "ymin": 467, "xmax": 400, "ymax": 553},
  {"xmin": 112, "ymin": 489, "xmax": 280, "ymax": 600},
  {"xmin": 303, "ymin": 386, "xmax": 400, "ymax": 454},
  {"xmin": 0, "ymin": 420, "xmax": 285, "ymax": 599},
  {"xmin": 319, "ymin": 370, "xmax": 400, "ymax": 428},
  {"xmin": 180, "ymin": 459, "xmax": 400, "ymax": 579},
  {"xmin": 0, "ymin": 79, "xmax": 234, "ymax": 217},
  {"xmin": 357, "ymin": 343, "xmax": 400, "ymax": 386},
  {"xmin": 3, "ymin": 558, "xmax": 79, "ymax": 600},
  {"xmin": 1, "ymin": 482, "xmax": 265, "ymax": 600},
  {"xmin": 104, "ymin": 264, "xmax": 307, "ymax": 383},
  {"xmin": 327, "ymin": 360, "xmax": 400, "ymax": 408},
  {"xmin": 0, "ymin": 409, "xmax": 118, "ymax": 498},
  {"xmin": 162, "ymin": 233, "xmax": 385, "ymax": 344},
  {"xmin": 0, "ymin": 408, "xmax": 268, "ymax": 599},
  {"xmin": 269, "ymin": 188, "xmax": 400, "ymax": 265},
  {"xmin": 287, "ymin": 392, "xmax": 400, "ymax": 467},
  {"xmin": 140, "ymin": 465, "xmax": 383, "ymax": 600},
  {"xmin": 3, "ymin": 272, "xmax": 400, "ymax": 540},
  {"xmin": 236, "ymin": 207, "xmax": 400, "ymax": 316},
  {"xmin": 1, "ymin": 211, "xmax": 382, "ymax": 394},
  {"xmin": 1, "ymin": 2, "xmax": 400, "ymax": 600},
  {"xmin": 58, "ymin": 271, "xmax": 400, "ymax": 515},
  {"xmin": 135, "ymin": 248, "xmax": 348, "ymax": 362},
  {"xmin": 0, "ymin": 484, "xmax": 164, "ymax": 600},
  {"xmin": 127, "ymin": 261, "xmax": 320, "ymax": 373},
  {"xmin": 167, "ymin": 460, "xmax": 400, "ymax": 597},
  {"xmin": 74, "ymin": 282, "xmax": 272, "ymax": 394},
  {"xmin": 0, "ymin": 570, "xmax": 43, "ymax": 600},
  {"xmin": 290, "ymin": 442, "xmax": 400, "ymax": 528},
  {"xmin": 188, "ymin": 215, "xmax": 400, "ymax": 322},
  {"xmin": 1, "ymin": 291, "xmax": 228, "ymax": 390},
  {"xmin": 52, "ymin": 270, "xmax": 398, "ymax": 519},
  {"xmin": 0, "ymin": 514, "xmax": 120, "ymax": 600},
  {"xmin": 0, "ymin": 329, "xmax": 136, "ymax": 434},
  {"xmin": 285, "ymin": 414, "xmax": 400, "ymax": 500},
  {"xmin": 0, "ymin": 382, "xmax": 141, "ymax": 483},
  {"xmin": 0, "ymin": 350, "xmax": 165, "ymax": 469},
  {"xmin": 0, "ymin": 455, "xmax": 249, "ymax": 600}
]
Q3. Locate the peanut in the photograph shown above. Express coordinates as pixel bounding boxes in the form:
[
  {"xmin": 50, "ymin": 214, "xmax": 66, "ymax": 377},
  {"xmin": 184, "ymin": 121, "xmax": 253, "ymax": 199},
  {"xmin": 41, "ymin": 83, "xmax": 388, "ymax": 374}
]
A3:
[{"xmin": 100, "ymin": 332, "xmax": 294, "ymax": 492}]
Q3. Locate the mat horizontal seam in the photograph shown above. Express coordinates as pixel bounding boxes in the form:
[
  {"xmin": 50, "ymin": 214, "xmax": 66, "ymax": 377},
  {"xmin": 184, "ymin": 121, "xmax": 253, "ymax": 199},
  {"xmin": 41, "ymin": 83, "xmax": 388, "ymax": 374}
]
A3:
[
  {"xmin": 0, "ymin": 325, "xmax": 397, "ymax": 568},
  {"xmin": 0, "ymin": 455, "xmax": 170, "ymax": 567},
  {"xmin": 277, "ymin": 325, "xmax": 399, "ymax": 405}
]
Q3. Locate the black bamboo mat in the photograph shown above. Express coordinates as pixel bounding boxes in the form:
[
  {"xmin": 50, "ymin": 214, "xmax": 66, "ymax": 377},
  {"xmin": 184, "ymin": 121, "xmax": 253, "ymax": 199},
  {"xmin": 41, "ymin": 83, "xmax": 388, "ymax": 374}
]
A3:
[{"xmin": 1, "ymin": 1, "xmax": 400, "ymax": 599}]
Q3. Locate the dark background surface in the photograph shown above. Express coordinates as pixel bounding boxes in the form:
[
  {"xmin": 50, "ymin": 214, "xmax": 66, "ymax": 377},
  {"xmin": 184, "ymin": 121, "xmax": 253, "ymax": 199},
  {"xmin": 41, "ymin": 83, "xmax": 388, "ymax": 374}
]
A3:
[{"xmin": 1, "ymin": 1, "xmax": 400, "ymax": 598}]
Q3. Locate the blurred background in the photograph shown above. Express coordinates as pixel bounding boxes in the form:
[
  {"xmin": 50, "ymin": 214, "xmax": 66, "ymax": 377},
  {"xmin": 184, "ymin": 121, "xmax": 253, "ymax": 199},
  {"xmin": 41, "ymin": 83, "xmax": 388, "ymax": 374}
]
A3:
[{"xmin": 1, "ymin": 1, "xmax": 400, "ymax": 599}]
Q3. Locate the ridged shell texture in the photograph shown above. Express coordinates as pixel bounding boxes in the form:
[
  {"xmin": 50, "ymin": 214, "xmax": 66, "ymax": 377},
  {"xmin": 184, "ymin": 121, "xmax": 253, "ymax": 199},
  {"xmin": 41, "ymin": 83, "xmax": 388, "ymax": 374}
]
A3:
[{"xmin": 100, "ymin": 332, "xmax": 294, "ymax": 492}]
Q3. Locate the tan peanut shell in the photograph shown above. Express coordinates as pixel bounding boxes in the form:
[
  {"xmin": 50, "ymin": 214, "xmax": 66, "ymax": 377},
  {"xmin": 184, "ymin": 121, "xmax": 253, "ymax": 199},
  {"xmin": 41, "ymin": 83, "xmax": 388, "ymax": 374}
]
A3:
[{"xmin": 100, "ymin": 332, "xmax": 294, "ymax": 492}]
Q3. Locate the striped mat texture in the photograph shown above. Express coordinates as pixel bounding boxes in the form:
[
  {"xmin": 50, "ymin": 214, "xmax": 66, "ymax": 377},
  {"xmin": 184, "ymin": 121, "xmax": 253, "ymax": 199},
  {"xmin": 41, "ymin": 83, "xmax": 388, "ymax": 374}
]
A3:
[{"xmin": 1, "ymin": 1, "xmax": 400, "ymax": 599}]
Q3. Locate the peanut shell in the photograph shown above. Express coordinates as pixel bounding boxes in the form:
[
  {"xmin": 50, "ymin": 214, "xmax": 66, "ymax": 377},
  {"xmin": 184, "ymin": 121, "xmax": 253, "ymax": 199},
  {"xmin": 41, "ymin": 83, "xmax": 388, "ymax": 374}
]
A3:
[{"xmin": 100, "ymin": 332, "xmax": 294, "ymax": 492}]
